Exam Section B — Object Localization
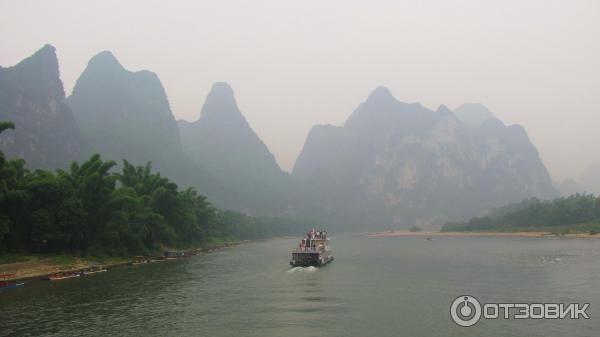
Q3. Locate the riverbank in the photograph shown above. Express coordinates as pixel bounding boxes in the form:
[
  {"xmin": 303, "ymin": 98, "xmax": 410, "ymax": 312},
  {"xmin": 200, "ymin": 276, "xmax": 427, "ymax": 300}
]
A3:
[
  {"xmin": 0, "ymin": 241, "xmax": 244, "ymax": 281},
  {"xmin": 367, "ymin": 230, "xmax": 600, "ymax": 238}
]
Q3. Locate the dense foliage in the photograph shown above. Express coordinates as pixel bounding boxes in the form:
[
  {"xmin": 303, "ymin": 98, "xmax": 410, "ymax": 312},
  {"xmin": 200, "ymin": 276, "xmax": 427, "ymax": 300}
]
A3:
[
  {"xmin": 0, "ymin": 122, "xmax": 305, "ymax": 255},
  {"xmin": 442, "ymin": 194, "xmax": 600, "ymax": 232}
]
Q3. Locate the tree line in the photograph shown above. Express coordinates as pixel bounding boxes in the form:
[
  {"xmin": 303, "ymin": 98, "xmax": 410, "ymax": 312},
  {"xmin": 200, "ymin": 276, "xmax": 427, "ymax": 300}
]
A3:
[
  {"xmin": 442, "ymin": 194, "xmax": 600, "ymax": 232},
  {"xmin": 0, "ymin": 121, "xmax": 305, "ymax": 255}
]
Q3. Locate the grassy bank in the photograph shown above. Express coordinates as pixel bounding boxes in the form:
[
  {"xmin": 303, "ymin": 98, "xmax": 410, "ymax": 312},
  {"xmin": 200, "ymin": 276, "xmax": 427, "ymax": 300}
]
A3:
[
  {"xmin": 0, "ymin": 239, "xmax": 243, "ymax": 281},
  {"xmin": 0, "ymin": 254, "xmax": 128, "ymax": 281}
]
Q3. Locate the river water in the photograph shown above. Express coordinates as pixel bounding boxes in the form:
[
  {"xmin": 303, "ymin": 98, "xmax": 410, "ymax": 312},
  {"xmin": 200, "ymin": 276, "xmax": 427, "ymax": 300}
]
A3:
[{"xmin": 1, "ymin": 235, "xmax": 599, "ymax": 336}]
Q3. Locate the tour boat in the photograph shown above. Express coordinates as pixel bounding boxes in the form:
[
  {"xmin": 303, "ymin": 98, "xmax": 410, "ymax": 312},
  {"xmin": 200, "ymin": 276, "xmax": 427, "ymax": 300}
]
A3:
[{"xmin": 290, "ymin": 229, "xmax": 334, "ymax": 267}]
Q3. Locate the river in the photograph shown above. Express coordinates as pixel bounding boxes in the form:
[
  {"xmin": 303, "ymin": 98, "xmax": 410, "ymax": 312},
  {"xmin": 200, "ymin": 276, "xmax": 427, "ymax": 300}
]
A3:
[{"xmin": 1, "ymin": 235, "xmax": 599, "ymax": 336}]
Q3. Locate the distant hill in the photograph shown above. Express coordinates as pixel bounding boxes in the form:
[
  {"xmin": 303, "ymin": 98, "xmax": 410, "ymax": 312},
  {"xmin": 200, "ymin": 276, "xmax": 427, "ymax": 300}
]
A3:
[
  {"xmin": 578, "ymin": 163, "xmax": 600, "ymax": 195},
  {"xmin": 178, "ymin": 83, "xmax": 291, "ymax": 214},
  {"xmin": 558, "ymin": 178, "xmax": 585, "ymax": 196},
  {"xmin": 557, "ymin": 164, "xmax": 600, "ymax": 197},
  {"xmin": 293, "ymin": 87, "xmax": 559, "ymax": 230},
  {"xmin": 0, "ymin": 45, "xmax": 82, "ymax": 168},
  {"xmin": 67, "ymin": 51, "xmax": 223, "ymax": 202}
]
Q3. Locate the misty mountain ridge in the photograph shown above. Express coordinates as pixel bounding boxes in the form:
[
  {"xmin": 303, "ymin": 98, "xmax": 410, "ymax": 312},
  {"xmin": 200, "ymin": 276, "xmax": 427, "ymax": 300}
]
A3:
[
  {"xmin": 179, "ymin": 82, "xmax": 291, "ymax": 214},
  {"xmin": 0, "ymin": 45, "xmax": 561, "ymax": 230},
  {"xmin": 66, "ymin": 50, "xmax": 223, "ymax": 202},
  {"xmin": 454, "ymin": 103, "xmax": 496, "ymax": 127},
  {"xmin": 293, "ymin": 86, "xmax": 558, "ymax": 229},
  {"xmin": 68, "ymin": 51, "xmax": 181, "ymax": 156},
  {"xmin": 0, "ymin": 44, "xmax": 82, "ymax": 168}
]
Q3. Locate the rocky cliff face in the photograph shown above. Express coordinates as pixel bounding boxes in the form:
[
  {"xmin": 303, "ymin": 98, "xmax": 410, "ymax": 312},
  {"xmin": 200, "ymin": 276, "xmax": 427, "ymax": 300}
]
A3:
[
  {"xmin": 0, "ymin": 45, "xmax": 82, "ymax": 168},
  {"xmin": 67, "ymin": 51, "xmax": 222, "ymax": 201},
  {"xmin": 293, "ymin": 87, "xmax": 559, "ymax": 229},
  {"xmin": 179, "ymin": 83, "xmax": 291, "ymax": 214}
]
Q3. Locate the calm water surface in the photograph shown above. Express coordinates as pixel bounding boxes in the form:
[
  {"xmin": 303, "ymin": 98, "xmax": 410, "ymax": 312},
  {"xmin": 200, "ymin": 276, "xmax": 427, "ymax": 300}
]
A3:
[{"xmin": 1, "ymin": 235, "xmax": 599, "ymax": 336}]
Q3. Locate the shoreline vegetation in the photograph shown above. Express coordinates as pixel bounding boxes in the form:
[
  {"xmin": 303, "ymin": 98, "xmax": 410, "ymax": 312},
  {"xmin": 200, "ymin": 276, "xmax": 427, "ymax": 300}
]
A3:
[
  {"xmin": 0, "ymin": 121, "xmax": 308, "ymax": 284},
  {"xmin": 441, "ymin": 194, "xmax": 600, "ymax": 234},
  {"xmin": 371, "ymin": 194, "xmax": 600, "ymax": 240}
]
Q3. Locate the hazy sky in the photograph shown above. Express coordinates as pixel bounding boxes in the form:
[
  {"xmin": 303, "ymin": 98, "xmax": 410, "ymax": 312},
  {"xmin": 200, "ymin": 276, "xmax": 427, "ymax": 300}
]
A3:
[{"xmin": 1, "ymin": 0, "xmax": 598, "ymax": 181}]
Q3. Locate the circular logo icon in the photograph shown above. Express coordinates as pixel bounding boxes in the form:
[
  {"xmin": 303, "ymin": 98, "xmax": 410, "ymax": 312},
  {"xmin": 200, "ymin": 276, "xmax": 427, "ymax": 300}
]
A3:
[{"xmin": 450, "ymin": 295, "xmax": 482, "ymax": 327}]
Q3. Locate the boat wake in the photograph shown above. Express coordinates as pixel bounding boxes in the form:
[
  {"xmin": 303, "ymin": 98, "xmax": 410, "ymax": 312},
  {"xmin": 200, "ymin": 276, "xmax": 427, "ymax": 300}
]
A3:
[{"xmin": 287, "ymin": 266, "xmax": 318, "ymax": 273}]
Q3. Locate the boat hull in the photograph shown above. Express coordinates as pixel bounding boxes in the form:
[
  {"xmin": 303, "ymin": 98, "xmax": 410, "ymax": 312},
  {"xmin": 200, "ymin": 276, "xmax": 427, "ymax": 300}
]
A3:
[
  {"xmin": 0, "ymin": 282, "xmax": 24, "ymax": 291},
  {"xmin": 290, "ymin": 252, "xmax": 334, "ymax": 267},
  {"xmin": 44, "ymin": 274, "xmax": 81, "ymax": 281}
]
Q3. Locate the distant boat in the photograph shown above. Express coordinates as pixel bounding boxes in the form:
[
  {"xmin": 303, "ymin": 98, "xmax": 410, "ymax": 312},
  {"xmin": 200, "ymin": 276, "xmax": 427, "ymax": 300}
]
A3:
[
  {"xmin": 0, "ymin": 274, "xmax": 24, "ymax": 291},
  {"xmin": 290, "ymin": 229, "xmax": 334, "ymax": 267},
  {"xmin": 44, "ymin": 272, "xmax": 81, "ymax": 281}
]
